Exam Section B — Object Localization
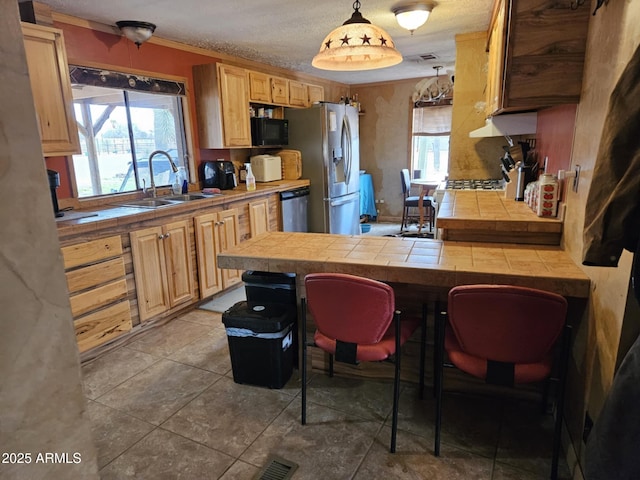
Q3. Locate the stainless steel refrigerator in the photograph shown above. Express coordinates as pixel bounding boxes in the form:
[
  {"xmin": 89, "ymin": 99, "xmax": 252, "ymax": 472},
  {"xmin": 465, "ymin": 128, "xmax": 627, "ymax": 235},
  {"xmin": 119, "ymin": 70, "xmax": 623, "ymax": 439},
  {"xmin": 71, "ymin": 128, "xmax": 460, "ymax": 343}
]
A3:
[{"xmin": 285, "ymin": 103, "xmax": 360, "ymax": 235}]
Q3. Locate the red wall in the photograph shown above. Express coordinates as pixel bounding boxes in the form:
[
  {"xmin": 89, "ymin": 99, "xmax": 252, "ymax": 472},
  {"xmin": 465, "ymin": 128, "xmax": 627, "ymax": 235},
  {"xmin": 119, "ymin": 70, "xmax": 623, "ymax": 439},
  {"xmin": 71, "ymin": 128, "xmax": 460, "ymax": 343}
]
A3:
[
  {"xmin": 48, "ymin": 21, "xmax": 223, "ymax": 198},
  {"xmin": 535, "ymin": 104, "xmax": 577, "ymax": 175}
]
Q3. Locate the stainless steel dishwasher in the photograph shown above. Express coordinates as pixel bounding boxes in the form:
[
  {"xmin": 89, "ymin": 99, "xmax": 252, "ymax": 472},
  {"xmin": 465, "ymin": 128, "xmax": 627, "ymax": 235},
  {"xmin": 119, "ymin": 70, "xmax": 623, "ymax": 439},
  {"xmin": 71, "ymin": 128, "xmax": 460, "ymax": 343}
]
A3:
[{"xmin": 280, "ymin": 186, "xmax": 309, "ymax": 232}]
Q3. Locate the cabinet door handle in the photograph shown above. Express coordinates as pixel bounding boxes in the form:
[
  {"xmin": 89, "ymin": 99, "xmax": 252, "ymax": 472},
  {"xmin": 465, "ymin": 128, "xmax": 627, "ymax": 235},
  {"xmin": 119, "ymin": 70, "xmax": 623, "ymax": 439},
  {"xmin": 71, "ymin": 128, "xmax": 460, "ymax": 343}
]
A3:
[
  {"xmin": 164, "ymin": 232, "xmax": 170, "ymax": 238},
  {"xmin": 158, "ymin": 234, "xmax": 164, "ymax": 240}
]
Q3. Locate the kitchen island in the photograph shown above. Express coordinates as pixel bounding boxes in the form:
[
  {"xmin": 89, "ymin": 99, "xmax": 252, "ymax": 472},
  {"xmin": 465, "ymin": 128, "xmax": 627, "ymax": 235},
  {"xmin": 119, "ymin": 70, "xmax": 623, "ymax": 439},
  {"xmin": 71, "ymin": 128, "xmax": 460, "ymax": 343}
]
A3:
[
  {"xmin": 217, "ymin": 231, "xmax": 589, "ymax": 389},
  {"xmin": 216, "ymin": 231, "xmax": 588, "ymax": 297},
  {"xmin": 436, "ymin": 190, "xmax": 563, "ymax": 245}
]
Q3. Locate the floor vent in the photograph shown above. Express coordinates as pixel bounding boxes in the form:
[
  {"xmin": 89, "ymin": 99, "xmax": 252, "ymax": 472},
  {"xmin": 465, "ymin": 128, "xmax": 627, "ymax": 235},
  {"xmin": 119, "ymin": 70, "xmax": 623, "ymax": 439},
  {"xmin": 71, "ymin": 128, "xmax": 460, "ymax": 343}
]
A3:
[{"xmin": 254, "ymin": 455, "xmax": 299, "ymax": 480}]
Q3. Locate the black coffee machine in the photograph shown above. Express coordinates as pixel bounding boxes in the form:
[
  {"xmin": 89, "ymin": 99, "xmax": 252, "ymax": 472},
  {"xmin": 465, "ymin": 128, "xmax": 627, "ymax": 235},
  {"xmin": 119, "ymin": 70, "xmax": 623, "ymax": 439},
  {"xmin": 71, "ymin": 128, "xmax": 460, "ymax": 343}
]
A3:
[
  {"xmin": 47, "ymin": 169, "xmax": 64, "ymax": 217},
  {"xmin": 201, "ymin": 161, "xmax": 236, "ymax": 190}
]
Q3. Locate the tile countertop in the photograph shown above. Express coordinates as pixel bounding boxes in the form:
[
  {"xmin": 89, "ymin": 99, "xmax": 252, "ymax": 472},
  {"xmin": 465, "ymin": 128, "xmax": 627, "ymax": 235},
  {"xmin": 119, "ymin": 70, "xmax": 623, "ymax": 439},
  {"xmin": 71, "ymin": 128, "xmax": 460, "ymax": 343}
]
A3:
[
  {"xmin": 217, "ymin": 232, "xmax": 590, "ymax": 298},
  {"xmin": 55, "ymin": 179, "xmax": 309, "ymax": 239},
  {"xmin": 436, "ymin": 190, "xmax": 563, "ymax": 244}
]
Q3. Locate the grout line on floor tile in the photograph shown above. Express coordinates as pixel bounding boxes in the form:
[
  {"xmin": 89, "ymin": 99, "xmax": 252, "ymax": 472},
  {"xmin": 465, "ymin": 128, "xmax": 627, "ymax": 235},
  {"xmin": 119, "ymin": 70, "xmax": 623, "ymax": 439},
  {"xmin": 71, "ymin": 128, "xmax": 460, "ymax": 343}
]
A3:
[
  {"xmin": 88, "ymin": 355, "xmax": 163, "ymax": 402},
  {"xmin": 96, "ymin": 424, "xmax": 161, "ymax": 473}
]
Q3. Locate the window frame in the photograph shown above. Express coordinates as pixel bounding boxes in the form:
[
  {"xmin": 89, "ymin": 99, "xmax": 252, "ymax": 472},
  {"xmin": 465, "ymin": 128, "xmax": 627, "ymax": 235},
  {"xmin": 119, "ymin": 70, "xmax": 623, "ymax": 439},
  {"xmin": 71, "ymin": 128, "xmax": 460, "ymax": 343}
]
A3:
[{"xmin": 67, "ymin": 62, "xmax": 196, "ymax": 201}]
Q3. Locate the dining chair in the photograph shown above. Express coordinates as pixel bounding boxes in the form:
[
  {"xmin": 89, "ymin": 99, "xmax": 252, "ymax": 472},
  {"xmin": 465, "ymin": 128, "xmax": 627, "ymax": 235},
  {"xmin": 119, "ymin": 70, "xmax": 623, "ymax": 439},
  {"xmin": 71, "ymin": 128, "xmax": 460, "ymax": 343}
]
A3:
[
  {"xmin": 401, "ymin": 168, "xmax": 434, "ymax": 232},
  {"xmin": 301, "ymin": 273, "xmax": 426, "ymax": 453},
  {"xmin": 434, "ymin": 284, "xmax": 571, "ymax": 480}
]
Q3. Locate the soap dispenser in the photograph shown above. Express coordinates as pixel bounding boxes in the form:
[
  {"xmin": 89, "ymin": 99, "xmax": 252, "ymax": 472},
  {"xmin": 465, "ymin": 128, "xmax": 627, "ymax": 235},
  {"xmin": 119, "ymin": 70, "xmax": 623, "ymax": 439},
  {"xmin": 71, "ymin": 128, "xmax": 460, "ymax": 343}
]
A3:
[
  {"xmin": 173, "ymin": 167, "xmax": 187, "ymax": 195},
  {"xmin": 245, "ymin": 163, "xmax": 256, "ymax": 191}
]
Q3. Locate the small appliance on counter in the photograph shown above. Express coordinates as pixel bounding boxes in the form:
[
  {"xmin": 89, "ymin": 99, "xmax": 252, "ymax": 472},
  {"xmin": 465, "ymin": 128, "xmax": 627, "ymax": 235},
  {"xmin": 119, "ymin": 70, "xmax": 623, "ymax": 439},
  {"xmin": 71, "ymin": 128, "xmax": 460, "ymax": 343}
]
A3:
[
  {"xmin": 250, "ymin": 155, "xmax": 282, "ymax": 182},
  {"xmin": 201, "ymin": 161, "xmax": 236, "ymax": 190},
  {"xmin": 47, "ymin": 169, "xmax": 64, "ymax": 217}
]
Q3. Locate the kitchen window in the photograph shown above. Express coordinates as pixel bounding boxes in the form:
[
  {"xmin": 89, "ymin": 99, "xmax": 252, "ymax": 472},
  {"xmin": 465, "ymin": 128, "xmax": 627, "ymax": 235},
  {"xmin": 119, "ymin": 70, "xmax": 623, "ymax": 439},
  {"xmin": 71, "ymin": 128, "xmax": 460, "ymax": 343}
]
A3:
[
  {"xmin": 69, "ymin": 66, "xmax": 193, "ymax": 198},
  {"xmin": 410, "ymin": 105, "xmax": 451, "ymax": 182}
]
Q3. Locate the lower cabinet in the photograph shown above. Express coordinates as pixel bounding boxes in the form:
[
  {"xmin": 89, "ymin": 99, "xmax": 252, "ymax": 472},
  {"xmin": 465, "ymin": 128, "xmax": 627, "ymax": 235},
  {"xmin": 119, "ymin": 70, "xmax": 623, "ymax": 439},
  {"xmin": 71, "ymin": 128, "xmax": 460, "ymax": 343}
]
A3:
[
  {"xmin": 249, "ymin": 198, "xmax": 270, "ymax": 237},
  {"xmin": 61, "ymin": 235, "xmax": 132, "ymax": 352},
  {"xmin": 194, "ymin": 208, "xmax": 242, "ymax": 299},
  {"xmin": 130, "ymin": 220, "xmax": 196, "ymax": 322}
]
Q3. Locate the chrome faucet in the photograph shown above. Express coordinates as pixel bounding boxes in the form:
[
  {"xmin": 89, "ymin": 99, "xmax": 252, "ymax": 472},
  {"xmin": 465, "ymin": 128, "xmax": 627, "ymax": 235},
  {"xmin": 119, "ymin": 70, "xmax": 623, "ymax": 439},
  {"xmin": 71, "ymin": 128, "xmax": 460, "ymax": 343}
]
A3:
[{"xmin": 145, "ymin": 150, "xmax": 179, "ymax": 197}]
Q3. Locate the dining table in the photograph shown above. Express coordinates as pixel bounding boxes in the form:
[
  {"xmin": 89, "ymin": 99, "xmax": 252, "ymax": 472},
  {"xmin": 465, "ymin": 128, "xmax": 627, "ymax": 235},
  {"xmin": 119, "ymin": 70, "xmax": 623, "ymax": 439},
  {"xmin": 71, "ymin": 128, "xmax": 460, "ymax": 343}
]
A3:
[{"xmin": 410, "ymin": 179, "xmax": 440, "ymax": 234}]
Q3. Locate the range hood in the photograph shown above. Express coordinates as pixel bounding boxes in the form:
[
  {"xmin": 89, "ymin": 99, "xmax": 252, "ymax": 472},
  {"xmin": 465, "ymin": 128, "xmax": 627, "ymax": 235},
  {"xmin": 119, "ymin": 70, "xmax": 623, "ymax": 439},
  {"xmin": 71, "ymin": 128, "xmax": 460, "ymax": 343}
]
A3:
[{"xmin": 469, "ymin": 112, "xmax": 537, "ymax": 138}]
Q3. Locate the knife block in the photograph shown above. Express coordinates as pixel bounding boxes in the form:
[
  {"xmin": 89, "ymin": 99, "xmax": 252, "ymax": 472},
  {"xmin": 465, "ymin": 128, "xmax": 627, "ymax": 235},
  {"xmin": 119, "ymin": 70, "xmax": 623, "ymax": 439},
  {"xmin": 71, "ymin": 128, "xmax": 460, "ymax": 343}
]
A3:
[{"xmin": 504, "ymin": 169, "xmax": 518, "ymax": 200}]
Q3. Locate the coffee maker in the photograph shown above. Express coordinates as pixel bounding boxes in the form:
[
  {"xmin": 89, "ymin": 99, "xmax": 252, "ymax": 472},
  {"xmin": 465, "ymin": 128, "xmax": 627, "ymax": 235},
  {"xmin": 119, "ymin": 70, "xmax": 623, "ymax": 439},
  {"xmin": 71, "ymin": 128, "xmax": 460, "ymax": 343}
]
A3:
[
  {"xmin": 200, "ymin": 161, "xmax": 236, "ymax": 190},
  {"xmin": 47, "ymin": 169, "xmax": 64, "ymax": 217}
]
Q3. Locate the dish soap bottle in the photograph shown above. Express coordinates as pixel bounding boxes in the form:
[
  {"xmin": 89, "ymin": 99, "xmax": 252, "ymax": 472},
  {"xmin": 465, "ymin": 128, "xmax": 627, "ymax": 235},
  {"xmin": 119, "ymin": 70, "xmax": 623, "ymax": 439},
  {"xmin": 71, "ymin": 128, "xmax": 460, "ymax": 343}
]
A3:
[
  {"xmin": 245, "ymin": 163, "xmax": 256, "ymax": 191},
  {"xmin": 173, "ymin": 167, "xmax": 187, "ymax": 195},
  {"xmin": 172, "ymin": 170, "xmax": 182, "ymax": 195}
]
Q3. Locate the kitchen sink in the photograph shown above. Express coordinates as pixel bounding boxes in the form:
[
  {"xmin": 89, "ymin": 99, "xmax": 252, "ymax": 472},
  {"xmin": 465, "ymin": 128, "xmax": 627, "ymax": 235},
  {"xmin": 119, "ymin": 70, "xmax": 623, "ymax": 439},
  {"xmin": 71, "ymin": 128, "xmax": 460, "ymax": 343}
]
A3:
[
  {"xmin": 115, "ymin": 198, "xmax": 177, "ymax": 209},
  {"xmin": 162, "ymin": 193, "xmax": 212, "ymax": 202},
  {"xmin": 114, "ymin": 193, "xmax": 218, "ymax": 209}
]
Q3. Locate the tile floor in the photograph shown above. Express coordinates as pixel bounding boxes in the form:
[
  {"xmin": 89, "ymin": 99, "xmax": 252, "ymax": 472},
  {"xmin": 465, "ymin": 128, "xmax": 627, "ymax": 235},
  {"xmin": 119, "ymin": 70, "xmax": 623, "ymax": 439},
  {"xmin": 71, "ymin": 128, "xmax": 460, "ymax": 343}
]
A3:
[{"xmin": 82, "ymin": 307, "xmax": 570, "ymax": 479}]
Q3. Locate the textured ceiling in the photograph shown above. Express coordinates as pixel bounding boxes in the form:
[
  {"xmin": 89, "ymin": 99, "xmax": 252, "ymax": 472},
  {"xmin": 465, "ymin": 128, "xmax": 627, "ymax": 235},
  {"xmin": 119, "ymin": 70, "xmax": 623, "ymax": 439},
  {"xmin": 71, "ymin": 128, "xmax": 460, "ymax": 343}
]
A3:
[{"xmin": 37, "ymin": 0, "xmax": 493, "ymax": 85}]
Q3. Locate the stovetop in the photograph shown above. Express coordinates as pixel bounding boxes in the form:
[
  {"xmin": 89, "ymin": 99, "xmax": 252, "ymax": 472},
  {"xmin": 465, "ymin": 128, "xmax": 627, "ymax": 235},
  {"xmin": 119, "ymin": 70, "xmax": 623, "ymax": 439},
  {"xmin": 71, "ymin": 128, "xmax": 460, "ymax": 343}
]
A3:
[{"xmin": 444, "ymin": 179, "xmax": 505, "ymax": 190}]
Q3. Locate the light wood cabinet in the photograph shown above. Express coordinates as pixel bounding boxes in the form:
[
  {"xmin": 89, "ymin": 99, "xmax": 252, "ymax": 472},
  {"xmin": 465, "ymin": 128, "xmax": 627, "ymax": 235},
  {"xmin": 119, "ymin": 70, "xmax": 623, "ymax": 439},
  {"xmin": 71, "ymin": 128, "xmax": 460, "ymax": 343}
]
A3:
[
  {"xmin": 248, "ymin": 71, "xmax": 271, "ymax": 103},
  {"xmin": 193, "ymin": 63, "xmax": 251, "ymax": 148},
  {"xmin": 485, "ymin": 0, "xmax": 590, "ymax": 115},
  {"xmin": 22, "ymin": 22, "xmax": 80, "ymax": 156},
  {"xmin": 485, "ymin": 0, "xmax": 507, "ymax": 116},
  {"xmin": 61, "ymin": 236, "xmax": 131, "ymax": 352},
  {"xmin": 271, "ymin": 76, "xmax": 289, "ymax": 105},
  {"xmin": 130, "ymin": 220, "xmax": 196, "ymax": 322},
  {"xmin": 307, "ymin": 84, "xmax": 325, "ymax": 105},
  {"xmin": 249, "ymin": 198, "xmax": 270, "ymax": 237},
  {"xmin": 289, "ymin": 80, "xmax": 309, "ymax": 107},
  {"xmin": 194, "ymin": 208, "xmax": 241, "ymax": 299}
]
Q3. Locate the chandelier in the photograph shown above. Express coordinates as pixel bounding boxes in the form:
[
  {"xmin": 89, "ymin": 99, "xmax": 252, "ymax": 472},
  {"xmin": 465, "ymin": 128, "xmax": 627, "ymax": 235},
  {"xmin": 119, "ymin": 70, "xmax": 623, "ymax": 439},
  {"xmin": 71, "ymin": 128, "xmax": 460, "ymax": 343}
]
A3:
[{"xmin": 312, "ymin": 1, "xmax": 402, "ymax": 71}]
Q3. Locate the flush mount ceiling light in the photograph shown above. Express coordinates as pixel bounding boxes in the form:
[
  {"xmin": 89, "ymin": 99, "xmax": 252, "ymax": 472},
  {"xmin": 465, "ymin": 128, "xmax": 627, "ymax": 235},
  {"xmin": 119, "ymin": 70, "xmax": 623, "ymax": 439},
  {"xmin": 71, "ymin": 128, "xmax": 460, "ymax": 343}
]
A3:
[
  {"xmin": 116, "ymin": 20, "xmax": 156, "ymax": 49},
  {"xmin": 392, "ymin": 3, "xmax": 433, "ymax": 34},
  {"xmin": 312, "ymin": 0, "xmax": 402, "ymax": 71}
]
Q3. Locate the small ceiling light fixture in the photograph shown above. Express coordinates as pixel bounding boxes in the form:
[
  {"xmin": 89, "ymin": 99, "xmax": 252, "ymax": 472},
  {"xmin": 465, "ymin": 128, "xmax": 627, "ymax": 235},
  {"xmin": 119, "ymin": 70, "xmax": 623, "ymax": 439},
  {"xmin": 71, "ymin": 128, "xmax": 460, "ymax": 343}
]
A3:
[
  {"xmin": 116, "ymin": 20, "xmax": 156, "ymax": 49},
  {"xmin": 312, "ymin": 0, "xmax": 402, "ymax": 71},
  {"xmin": 392, "ymin": 3, "xmax": 433, "ymax": 34}
]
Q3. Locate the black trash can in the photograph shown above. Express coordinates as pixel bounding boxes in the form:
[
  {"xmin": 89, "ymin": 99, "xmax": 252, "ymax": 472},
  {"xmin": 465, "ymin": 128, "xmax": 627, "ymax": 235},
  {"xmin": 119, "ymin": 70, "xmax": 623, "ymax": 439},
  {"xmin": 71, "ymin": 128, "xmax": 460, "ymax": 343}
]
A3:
[
  {"xmin": 242, "ymin": 271, "xmax": 296, "ymax": 305},
  {"xmin": 242, "ymin": 271, "xmax": 298, "ymax": 367},
  {"xmin": 222, "ymin": 301, "xmax": 295, "ymax": 389}
]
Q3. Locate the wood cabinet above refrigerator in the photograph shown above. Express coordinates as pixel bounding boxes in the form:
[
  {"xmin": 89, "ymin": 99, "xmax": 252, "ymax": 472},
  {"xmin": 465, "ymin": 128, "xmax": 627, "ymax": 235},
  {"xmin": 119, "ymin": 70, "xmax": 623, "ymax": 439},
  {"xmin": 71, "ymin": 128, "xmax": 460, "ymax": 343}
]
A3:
[{"xmin": 485, "ymin": 0, "xmax": 590, "ymax": 115}]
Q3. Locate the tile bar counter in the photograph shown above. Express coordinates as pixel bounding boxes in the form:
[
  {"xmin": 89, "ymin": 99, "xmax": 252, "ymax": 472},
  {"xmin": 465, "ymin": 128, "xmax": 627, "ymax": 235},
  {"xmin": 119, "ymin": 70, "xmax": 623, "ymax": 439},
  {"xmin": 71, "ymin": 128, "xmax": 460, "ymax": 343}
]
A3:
[
  {"xmin": 217, "ymin": 232, "xmax": 589, "ymax": 298},
  {"xmin": 218, "ymin": 232, "xmax": 590, "ymax": 392},
  {"xmin": 436, "ymin": 190, "xmax": 564, "ymax": 245}
]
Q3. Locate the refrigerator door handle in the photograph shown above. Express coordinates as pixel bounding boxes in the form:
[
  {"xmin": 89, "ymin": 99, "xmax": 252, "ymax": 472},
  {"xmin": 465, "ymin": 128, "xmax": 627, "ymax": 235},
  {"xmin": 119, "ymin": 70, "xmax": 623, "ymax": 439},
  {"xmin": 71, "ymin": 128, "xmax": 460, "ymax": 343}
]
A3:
[
  {"xmin": 341, "ymin": 116, "xmax": 352, "ymax": 185},
  {"xmin": 329, "ymin": 193, "xmax": 358, "ymax": 207}
]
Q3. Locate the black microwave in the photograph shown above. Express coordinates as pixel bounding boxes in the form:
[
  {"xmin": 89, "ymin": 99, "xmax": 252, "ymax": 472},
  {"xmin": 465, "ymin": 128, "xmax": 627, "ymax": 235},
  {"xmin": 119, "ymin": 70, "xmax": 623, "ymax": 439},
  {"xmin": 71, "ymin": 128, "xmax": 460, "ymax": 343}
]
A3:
[{"xmin": 251, "ymin": 117, "xmax": 289, "ymax": 146}]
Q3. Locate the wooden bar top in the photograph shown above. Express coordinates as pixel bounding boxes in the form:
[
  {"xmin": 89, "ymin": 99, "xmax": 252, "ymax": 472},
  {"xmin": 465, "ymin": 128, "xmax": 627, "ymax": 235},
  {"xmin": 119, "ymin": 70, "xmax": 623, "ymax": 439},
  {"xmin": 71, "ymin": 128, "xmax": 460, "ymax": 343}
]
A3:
[
  {"xmin": 436, "ymin": 190, "xmax": 563, "ymax": 245},
  {"xmin": 217, "ymin": 231, "xmax": 590, "ymax": 298}
]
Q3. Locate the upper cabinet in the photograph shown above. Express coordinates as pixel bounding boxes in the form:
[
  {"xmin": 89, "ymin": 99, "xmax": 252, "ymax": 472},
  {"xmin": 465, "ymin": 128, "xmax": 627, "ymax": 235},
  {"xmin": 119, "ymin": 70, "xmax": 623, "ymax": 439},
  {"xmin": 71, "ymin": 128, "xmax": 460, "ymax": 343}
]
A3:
[
  {"xmin": 288, "ymin": 81, "xmax": 308, "ymax": 107},
  {"xmin": 22, "ymin": 22, "xmax": 80, "ymax": 156},
  {"xmin": 485, "ymin": 0, "xmax": 590, "ymax": 115},
  {"xmin": 248, "ymin": 71, "xmax": 271, "ymax": 103},
  {"xmin": 194, "ymin": 62, "xmax": 326, "ymax": 147},
  {"xmin": 271, "ymin": 76, "xmax": 289, "ymax": 105},
  {"xmin": 193, "ymin": 63, "xmax": 252, "ymax": 148},
  {"xmin": 308, "ymin": 84, "xmax": 325, "ymax": 105}
]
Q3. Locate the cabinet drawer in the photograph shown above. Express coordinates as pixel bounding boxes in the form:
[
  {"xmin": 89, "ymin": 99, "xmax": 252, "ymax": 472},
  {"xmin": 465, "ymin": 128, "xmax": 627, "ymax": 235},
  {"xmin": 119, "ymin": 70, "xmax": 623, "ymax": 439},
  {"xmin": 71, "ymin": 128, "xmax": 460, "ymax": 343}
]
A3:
[
  {"xmin": 69, "ymin": 278, "xmax": 128, "ymax": 317},
  {"xmin": 75, "ymin": 301, "xmax": 132, "ymax": 353},
  {"xmin": 61, "ymin": 236, "xmax": 123, "ymax": 269}
]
